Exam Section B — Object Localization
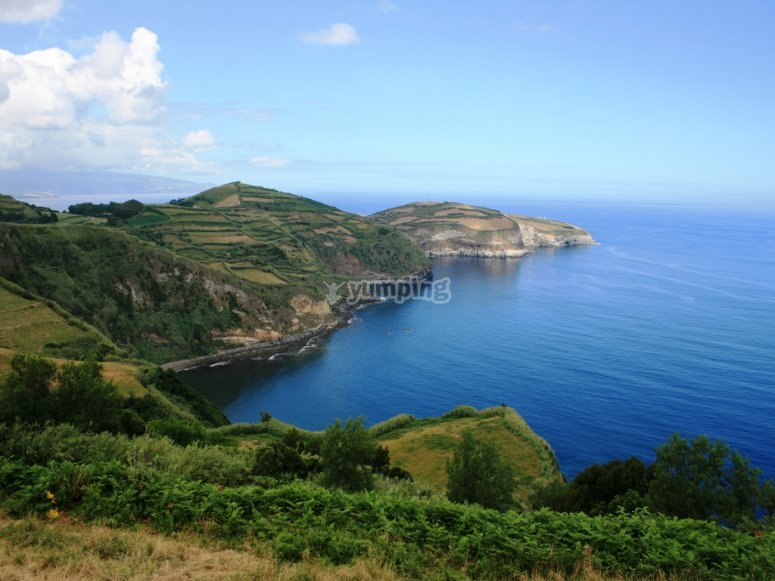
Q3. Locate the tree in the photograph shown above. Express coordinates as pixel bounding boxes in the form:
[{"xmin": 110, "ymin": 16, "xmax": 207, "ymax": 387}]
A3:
[
  {"xmin": 446, "ymin": 429, "xmax": 518, "ymax": 511},
  {"xmin": 648, "ymin": 433, "xmax": 771, "ymax": 527},
  {"xmin": 571, "ymin": 456, "xmax": 648, "ymax": 515},
  {"xmin": 320, "ymin": 417, "xmax": 377, "ymax": 492},
  {"xmin": 0, "ymin": 354, "xmax": 125, "ymax": 433},
  {"xmin": 533, "ymin": 456, "xmax": 648, "ymax": 515},
  {"xmin": 53, "ymin": 359, "xmax": 122, "ymax": 432},
  {"xmin": 0, "ymin": 353, "xmax": 56, "ymax": 422}
]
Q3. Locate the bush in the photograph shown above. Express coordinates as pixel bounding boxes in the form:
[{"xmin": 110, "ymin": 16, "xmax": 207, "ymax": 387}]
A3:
[
  {"xmin": 446, "ymin": 429, "xmax": 518, "ymax": 511},
  {"xmin": 320, "ymin": 417, "xmax": 378, "ymax": 492},
  {"xmin": 148, "ymin": 418, "xmax": 205, "ymax": 447},
  {"xmin": 648, "ymin": 433, "xmax": 773, "ymax": 528}
]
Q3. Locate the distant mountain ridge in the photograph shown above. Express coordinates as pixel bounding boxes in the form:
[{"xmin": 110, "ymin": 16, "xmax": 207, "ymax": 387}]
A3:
[{"xmin": 0, "ymin": 169, "xmax": 214, "ymax": 209}]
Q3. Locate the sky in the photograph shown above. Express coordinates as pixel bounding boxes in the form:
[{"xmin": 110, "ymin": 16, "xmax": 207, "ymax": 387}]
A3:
[{"xmin": 1, "ymin": 0, "xmax": 774, "ymax": 205}]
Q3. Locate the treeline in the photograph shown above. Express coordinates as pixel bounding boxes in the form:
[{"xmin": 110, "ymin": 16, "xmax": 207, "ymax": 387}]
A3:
[
  {"xmin": 0, "ymin": 354, "xmax": 228, "ymax": 438},
  {"xmin": 68, "ymin": 199, "xmax": 144, "ymax": 223},
  {"xmin": 533, "ymin": 438, "xmax": 775, "ymax": 531}
]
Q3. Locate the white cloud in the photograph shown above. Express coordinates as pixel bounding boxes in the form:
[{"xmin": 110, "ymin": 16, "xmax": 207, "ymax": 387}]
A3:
[
  {"xmin": 251, "ymin": 156, "xmax": 291, "ymax": 169},
  {"xmin": 0, "ymin": 27, "xmax": 209, "ymax": 174},
  {"xmin": 513, "ymin": 20, "xmax": 554, "ymax": 34},
  {"xmin": 182, "ymin": 129, "xmax": 216, "ymax": 150},
  {"xmin": 299, "ymin": 23, "xmax": 360, "ymax": 46},
  {"xmin": 375, "ymin": 0, "xmax": 400, "ymax": 14},
  {"xmin": 0, "ymin": 0, "xmax": 62, "ymax": 23}
]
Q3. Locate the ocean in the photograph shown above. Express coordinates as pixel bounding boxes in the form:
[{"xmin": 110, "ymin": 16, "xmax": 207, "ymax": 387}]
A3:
[{"xmin": 181, "ymin": 200, "xmax": 775, "ymax": 479}]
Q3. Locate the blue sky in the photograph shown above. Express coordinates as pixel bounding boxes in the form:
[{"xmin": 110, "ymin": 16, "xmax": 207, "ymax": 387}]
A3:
[{"xmin": 1, "ymin": 0, "xmax": 774, "ymax": 203}]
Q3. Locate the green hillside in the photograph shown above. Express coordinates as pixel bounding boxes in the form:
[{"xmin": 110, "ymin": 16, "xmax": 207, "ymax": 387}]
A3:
[
  {"xmin": 375, "ymin": 406, "xmax": 560, "ymax": 498},
  {"xmin": 0, "ymin": 184, "xmax": 428, "ymax": 364},
  {"xmin": 135, "ymin": 182, "xmax": 428, "ymax": 284},
  {"xmin": 0, "ymin": 193, "xmax": 58, "ymax": 224}
]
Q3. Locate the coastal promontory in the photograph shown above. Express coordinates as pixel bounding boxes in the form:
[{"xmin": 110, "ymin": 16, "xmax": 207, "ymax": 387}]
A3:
[{"xmin": 373, "ymin": 201, "xmax": 595, "ymax": 258}]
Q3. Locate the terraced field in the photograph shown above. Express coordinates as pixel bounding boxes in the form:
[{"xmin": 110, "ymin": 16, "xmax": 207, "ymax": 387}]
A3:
[
  {"xmin": 129, "ymin": 182, "xmax": 427, "ymax": 286},
  {"xmin": 374, "ymin": 201, "xmax": 593, "ymax": 255}
]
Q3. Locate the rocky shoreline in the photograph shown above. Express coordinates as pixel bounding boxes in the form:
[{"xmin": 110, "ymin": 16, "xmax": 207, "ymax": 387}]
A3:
[
  {"xmin": 161, "ymin": 300, "xmax": 368, "ymax": 372},
  {"xmin": 162, "ymin": 270, "xmax": 432, "ymax": 372}
]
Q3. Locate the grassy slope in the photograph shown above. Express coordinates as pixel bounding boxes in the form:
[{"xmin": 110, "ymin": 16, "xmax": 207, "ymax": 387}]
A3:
[
  {"xmin": 132, "ymin": 182, "xmax": 428, "ymax": 284},
  {"xmin": 0, "ymin": 194, "xmax": 58, "ymax": 224},
  {"xmin": 373, "ymin": 201, "xmax": 520, "ymax": 245},
  {"xmin": 375, "ymin": 406, "xmax": 561, "ymax": 498},
  {"xmin": 373, "ymin": 201, "xmax": 592, "ymax": 252},
  {"xmin": 0, "ymin": 282, "xmax": 145, "ymax": 395},
  {"xmin": 0, "ymin": 185, "xmax": 428, "ymax": 364}
]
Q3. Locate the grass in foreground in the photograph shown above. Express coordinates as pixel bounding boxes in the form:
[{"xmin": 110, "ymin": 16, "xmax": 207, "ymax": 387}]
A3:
[
  {"xmin": 0, "ymin": 513, "xmax": 659, "ymax": 581},
  {"xmin": 0, "ymin": 513, "xmax": 403, "ymax": 581}
]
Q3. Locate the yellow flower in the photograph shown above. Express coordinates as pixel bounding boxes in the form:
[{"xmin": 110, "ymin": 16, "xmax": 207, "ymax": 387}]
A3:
[
  {"xmin": 46, "ymin": 491, "xmax": 55, "ymax": 501},
  {"xmin": 47, "ymin": 508, "xmax": 60, "ymax": 520}
]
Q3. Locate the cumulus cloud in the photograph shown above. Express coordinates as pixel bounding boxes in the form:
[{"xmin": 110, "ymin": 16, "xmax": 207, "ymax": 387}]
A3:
[
  {"xmin": 0, "ymin": 0, "xmax": 62, "ymax": 23},
  {"xmin": 299, "ymin": 23, "xmax": 360, "ymax": 46},
  {"xmin": 182, "ymin": 129, "xmax": 216, "ymax": 150},
  {"xmin": 0, "ymin": 27, "xmax": 208, "ymax": 173}
]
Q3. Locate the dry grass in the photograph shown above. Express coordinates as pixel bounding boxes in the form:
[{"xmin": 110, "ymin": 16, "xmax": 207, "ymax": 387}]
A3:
[
  {"xmin": 455, "ymin": 216, "xmax": 516, "ymax": 231},
  {"xmin": 187, "ymin": 232, "xmax": 258, "ymax": 245},
  {"xmin": 0, "ymin": 289, "xmax": 88, "ymax": 352},
  {"xmin": 213, "ymin": 193, "xmax": 241, "ymax": 208},
  {"xmin": 510, "ymin": 215, "xmax": 585, "ymax": 235},
  {"xmin": 379, "ymin": 416, "xmax": 543, "ymax": 494},
  {"xmin": 0, "ymin": 514, "xmax": 406, "ymax": 581},
  {"xmin": 229, "ymin": 268, "xmax": 287, "ymax": 285},
  {"xmin": 0, "ymin": 347, "xmax": 145, "ymax": 397},
  {"xmin": 433, "ymin": 208, "xmax": 488, "ymax": 218},
  {"xmin": 101, "ymin": 361, "xmax": 147, "ymax": 397}
]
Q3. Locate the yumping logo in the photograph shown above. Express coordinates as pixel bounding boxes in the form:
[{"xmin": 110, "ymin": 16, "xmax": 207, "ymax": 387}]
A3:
[{"xmin": 324, "ymin": 276, "xmax": 451, "ymax": 306}]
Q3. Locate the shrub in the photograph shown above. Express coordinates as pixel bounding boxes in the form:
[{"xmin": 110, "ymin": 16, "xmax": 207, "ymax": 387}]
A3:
[
  {"xmin": 320, "ymin": 417, "xmax": 378, "ymax": 492},
  {"xmin": 446, "ymin": 429, "xmax": 518, "ymax": 511}
]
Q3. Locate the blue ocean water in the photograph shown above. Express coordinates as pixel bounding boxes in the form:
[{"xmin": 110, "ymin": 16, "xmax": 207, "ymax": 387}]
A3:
[{"xmin": 181, "ymin": 202, "xmax": 775, "ymax": 479}]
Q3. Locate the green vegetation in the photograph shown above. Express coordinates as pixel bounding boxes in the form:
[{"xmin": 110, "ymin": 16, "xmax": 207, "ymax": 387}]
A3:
[
  {"xmin": 0, "ymin": 223, "xmax": 297, "ymax": 362},
  {"xmin": 1, "ymin": 188, "xmax": 772, "ymax": 578},
  {"xmin": 68, "ymin": 199, "xmax": 145, "ymax": 224},
  {"xmin": 377, "ymin": 405, "xmax": 560, "ymax": 498},
  {"xmin": 1, "ymin": 357, "xmax": 775, "ymax": 579},
  {"xmin": 320, "ymin": 417, "xmax": 378, "ymax": 492},
  {"xmin": 0, "ymin": 185, "xmax": 428, "ymax": 364},
  {"xmin": 534, "ymin": 435, "xmax": 775, "ymax": 535},
  {"xmin": 373, "ymin": 201, "xmax": 523, "ymax": 255},
  {"xmin": 0, "ymin": 194, "xmax": 57, "ymax": 224},
  {"xmin": 132, "ymin": 182, "xmax": 427, "ymax": 285},
  {"xmin": 446, "ymin": 429, "xmax": 519, "ymax": 511}
]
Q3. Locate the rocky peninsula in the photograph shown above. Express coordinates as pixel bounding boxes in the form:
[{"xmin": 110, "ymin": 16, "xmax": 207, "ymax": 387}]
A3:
[{"xmin": 373, "ymin": 201, "xmax": 595, "ymax": 258}]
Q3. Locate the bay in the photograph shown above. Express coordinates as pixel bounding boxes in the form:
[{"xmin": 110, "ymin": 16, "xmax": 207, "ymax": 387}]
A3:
[{"xmin": 181, "ymin": 201, "xmax": 775, "ymax": 479}]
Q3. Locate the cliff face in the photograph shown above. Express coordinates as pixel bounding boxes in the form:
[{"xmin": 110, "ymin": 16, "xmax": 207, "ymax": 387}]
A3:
[
  {"xmin": 373, "ymin": 202, "xmax": 594, "ymax": 258},
  {"xmin": 511, "ymin": 215, "xmax": 596, "ymax": 248}
]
